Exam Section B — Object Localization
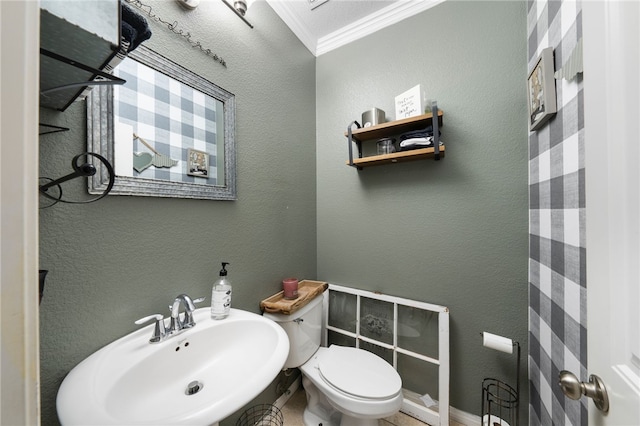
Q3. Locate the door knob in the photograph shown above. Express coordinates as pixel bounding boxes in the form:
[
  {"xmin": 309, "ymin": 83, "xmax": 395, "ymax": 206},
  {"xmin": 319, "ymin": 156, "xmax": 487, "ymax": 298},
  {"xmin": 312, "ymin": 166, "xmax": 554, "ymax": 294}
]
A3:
[{"xmin": 558, "ymin": 370, "xmax": 609, "ymax": 413}]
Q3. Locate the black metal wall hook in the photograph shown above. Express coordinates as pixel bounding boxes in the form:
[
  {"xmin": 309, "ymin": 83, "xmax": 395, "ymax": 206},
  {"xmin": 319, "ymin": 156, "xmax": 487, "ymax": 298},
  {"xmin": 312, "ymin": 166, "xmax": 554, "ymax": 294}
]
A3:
[{"xmin": 39, "ymin": 152, "xmax": 115, "ymax": 208}]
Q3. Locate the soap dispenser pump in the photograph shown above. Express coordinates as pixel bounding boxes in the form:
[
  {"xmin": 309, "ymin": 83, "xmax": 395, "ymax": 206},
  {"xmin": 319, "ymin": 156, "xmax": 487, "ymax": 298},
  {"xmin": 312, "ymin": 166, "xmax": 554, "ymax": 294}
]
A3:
[{"xmin": 211, "ymin": 262, "xmax": 232, "ymax": 320}]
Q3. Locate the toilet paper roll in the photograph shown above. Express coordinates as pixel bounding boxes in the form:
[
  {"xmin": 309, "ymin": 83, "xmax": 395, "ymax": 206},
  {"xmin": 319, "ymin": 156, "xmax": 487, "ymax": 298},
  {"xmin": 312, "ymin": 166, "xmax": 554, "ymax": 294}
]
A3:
[{"xmin": 482, "ymin": 332, "xmax": 513, "ymax": 354}]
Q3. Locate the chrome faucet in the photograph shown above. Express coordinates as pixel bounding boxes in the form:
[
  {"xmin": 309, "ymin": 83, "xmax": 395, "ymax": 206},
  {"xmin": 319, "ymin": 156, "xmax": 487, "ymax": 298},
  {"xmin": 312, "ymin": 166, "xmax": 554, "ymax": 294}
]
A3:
[
  {"xmin": 169, "ymin": 294, "xmax": 198, "ymax": 333},
  {"xmin": 135, "ymin": 294, "xmax": 204, "ymax": 343},
  {"xmin": 135, "ymin": 313, "xmax": 167, "ymax": 343}
]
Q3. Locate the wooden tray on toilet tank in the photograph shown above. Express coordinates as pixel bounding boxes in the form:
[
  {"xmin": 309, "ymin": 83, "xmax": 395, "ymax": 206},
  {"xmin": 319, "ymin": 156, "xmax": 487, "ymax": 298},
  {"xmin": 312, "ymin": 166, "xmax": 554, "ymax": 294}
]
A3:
[{"xmin": 260, "ymin": 280, "xmax": 328, "ymax": 315}]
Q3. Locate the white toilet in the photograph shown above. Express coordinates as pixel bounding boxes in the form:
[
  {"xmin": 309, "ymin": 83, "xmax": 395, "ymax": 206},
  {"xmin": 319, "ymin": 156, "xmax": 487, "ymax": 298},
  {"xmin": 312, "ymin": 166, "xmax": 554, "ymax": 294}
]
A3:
[{"xmin": 263, "ymin": 292, "xmax": 403, "ymax": 426}]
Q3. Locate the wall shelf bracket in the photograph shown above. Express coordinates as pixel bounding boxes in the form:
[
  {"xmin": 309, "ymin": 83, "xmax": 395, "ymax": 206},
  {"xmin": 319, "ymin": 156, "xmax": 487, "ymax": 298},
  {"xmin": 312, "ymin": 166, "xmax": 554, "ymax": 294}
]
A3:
[
  {"xmin": 39, "ymin": 123, "xmax": 70, "ymax": 135},
  {"xmin": 346, "ymin": 120, "xmax": 363, "ymax": 170},
  {"xmin": 431, "ymin": 100, "xmax": 440, "ymax": 161},
  {"xmin": 39, "ymin": 48, "xmax": 126, "ymax": 100}
]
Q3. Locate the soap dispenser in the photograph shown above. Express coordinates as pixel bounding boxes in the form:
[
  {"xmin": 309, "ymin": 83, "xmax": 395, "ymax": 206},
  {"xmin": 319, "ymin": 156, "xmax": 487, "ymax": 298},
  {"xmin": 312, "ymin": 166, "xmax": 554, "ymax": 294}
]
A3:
[{"xmin": 211, "ymin": 262, "xmax": 232, "ymax": 320}]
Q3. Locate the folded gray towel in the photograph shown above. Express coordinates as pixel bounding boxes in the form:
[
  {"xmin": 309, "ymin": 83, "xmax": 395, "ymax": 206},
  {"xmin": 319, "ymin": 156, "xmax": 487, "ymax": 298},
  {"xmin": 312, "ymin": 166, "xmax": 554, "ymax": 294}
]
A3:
[{"xmin": 121, "ymin": 3, "xmax": 152, "ymax": 52}]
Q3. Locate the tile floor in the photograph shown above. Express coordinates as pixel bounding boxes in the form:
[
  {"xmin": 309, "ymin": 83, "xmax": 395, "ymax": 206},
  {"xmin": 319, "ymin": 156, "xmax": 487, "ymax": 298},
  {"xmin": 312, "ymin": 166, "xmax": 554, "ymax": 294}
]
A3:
[{"xmin": 279, "ymin": 387, "xmax": 430, "ymax": 426}]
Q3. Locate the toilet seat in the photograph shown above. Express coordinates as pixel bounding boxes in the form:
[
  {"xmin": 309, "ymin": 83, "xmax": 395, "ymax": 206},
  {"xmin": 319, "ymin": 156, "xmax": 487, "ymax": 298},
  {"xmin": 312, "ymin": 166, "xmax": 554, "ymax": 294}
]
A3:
[{"xmin": 318, "ymin": 345, "xmax": 401, "ymax": 400}]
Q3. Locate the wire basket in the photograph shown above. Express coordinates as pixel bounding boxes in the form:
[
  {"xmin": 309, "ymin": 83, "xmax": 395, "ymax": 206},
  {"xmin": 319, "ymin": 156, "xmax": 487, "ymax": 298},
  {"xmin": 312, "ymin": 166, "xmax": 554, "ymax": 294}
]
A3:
[
  {"xmin": 482, "ymin": 378, "xmax": 518, "ymax": 426},
  {"xmin": 235, "ymin": 404, "xmax": 284, "ymax": 426}
]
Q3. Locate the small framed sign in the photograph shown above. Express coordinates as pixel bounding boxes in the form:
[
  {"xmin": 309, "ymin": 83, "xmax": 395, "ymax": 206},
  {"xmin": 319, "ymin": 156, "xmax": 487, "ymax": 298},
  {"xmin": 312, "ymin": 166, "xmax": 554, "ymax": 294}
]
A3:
[
  {"xmin": 395, "ymin": 84, "xmax": 423, "ymax": 120},
  {"xmin": 528, "ymin": 47, "xmax": 557, "ymax": 131},
  {"xmin": 187, "ymin": 148, "xmax": 210, "ymax": 178}
]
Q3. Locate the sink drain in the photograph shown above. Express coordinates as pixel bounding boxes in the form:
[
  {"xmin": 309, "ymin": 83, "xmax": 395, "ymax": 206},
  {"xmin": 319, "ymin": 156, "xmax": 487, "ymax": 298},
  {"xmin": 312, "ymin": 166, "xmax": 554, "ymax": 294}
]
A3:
[{"xmin": 186, "ymin": 380, "xmax": 204, "ymax": 395}]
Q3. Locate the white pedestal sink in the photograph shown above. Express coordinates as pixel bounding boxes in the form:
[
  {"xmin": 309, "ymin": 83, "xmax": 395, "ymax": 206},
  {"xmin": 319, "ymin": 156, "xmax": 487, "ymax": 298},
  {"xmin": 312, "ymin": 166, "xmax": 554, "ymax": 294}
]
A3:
[{"xmin": 56, "ymin": 308, "xmax": 289, "ymax": 425}]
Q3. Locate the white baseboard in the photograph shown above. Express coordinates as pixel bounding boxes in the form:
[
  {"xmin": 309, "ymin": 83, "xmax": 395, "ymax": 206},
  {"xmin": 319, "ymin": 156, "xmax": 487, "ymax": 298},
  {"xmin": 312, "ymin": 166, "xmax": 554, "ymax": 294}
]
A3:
[
  {"xmin": 273, "ymin": 376, "xmax": 301, "ymax": 410},
  {"xmin": 401, "ymin": 389, "xmax": 481, "ymax": 426},
  {"xmin": 274, "ymin": 376, "xmax": 479, "ymax": 426}
]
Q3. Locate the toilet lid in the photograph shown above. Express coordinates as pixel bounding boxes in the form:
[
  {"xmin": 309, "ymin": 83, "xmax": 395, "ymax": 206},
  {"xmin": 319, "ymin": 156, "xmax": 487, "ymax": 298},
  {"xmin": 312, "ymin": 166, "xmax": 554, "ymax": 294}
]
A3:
[{"xmin": 318, "ymin": 345, "xmax": 401, "ymax": 399}]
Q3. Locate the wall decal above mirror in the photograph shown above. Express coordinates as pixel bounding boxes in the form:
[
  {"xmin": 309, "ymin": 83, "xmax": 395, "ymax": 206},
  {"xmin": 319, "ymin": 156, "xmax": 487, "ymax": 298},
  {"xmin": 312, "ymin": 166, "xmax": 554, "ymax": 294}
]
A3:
[{"xmin": 87, "ymin": 45, "xmax": 236, "ymax": 200}]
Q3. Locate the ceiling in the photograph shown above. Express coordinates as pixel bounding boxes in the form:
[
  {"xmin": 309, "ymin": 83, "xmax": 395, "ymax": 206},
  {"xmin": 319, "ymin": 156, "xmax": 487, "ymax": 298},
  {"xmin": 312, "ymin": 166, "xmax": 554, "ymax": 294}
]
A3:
[{"xmin": 264, "ymin": 0, "xmax": 445, "ymax": 56}]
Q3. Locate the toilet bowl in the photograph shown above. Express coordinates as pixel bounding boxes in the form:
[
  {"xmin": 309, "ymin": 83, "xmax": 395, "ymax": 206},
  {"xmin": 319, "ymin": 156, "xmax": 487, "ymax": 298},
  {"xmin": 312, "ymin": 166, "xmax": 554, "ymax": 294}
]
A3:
[
  {"xmin": 263, "ymin": 290, "xmax": 403, "ymax": 426},
  {"xmin": 301, "ymin": 346, "xmax": 403, "ymax": 425}
]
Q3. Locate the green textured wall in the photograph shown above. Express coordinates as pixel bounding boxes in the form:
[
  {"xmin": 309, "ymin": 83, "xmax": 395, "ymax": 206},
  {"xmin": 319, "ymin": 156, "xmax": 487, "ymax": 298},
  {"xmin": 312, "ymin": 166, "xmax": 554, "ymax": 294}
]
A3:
[
  {"xmin": 38, "ymin": 1, "xmax": 315, "ymax": 425},
  {"xmin": 316, "ymin": 1, "xmax": 529, "ymax": 421},
  {"xmin": 40, "ymin": 1, "xmax": 529, "ymax": 424}
]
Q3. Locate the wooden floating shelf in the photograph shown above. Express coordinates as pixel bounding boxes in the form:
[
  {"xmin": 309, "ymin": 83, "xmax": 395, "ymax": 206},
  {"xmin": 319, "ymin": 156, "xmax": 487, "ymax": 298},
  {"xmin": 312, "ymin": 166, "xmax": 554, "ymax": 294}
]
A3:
[
  {"xmin": 344, "ymin": 108, "xmax": 445, "ymax": 169},
  {"xmin": 344, "ymin": 111, "xmax": 444, "ymax": 142},
  {"xmin": 346, "ymin": 146, "xmax": 445, "ymax": 168}
]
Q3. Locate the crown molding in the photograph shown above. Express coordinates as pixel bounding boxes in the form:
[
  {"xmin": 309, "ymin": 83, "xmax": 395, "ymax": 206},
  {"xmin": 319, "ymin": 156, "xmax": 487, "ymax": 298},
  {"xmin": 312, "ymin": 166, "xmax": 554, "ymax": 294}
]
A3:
[
  {"xmin": 265, "ymin": 0, "xmax": 318, "ymax": 54},
  {"xmin": 316, "ymin": 0, "xmax": 445, "ymax": 56},
  {"xmin": 267, "ymin": 0, "xmax": 445, "ymax": 57}
]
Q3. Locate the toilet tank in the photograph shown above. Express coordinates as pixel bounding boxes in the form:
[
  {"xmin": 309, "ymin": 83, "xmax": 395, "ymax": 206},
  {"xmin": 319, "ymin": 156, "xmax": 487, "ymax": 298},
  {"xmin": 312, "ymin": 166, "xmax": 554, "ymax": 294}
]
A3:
[{"xmin": 263, "ymin": 293, "xmax": 323, "ymax": 369}]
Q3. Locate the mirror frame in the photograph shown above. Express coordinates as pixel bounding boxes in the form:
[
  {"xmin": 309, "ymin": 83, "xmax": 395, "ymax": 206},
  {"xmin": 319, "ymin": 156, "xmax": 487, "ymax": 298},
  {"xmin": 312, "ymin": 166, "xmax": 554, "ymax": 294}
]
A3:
[{"xmin": 87, "ymin": 45, "xmax": 236, "ymax": 200}]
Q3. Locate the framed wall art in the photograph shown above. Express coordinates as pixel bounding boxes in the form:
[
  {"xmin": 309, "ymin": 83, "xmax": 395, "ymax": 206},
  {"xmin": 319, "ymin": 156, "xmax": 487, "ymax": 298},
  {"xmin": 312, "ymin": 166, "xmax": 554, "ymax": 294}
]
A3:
[
  {"xmin": 528, "ymin": 47, "xmax": 557, "ymax": 131},
  {"xmin": 87, "ymin": 45, "xmax": 236, "ymax": 200},
  {"xmin": 187, "ymin": 148, "xmax": 210, "ymax": 178}
]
